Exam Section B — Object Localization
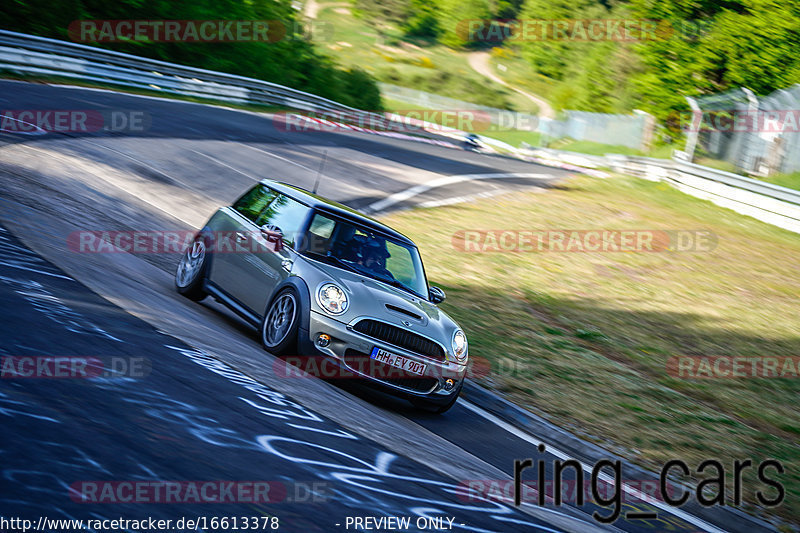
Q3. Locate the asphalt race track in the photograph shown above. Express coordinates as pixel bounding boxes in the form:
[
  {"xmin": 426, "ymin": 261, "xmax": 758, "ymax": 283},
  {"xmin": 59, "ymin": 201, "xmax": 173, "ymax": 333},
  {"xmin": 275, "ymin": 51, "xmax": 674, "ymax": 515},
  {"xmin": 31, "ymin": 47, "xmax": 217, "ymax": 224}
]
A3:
[
  {"xmin": 0, "ymin": 80, "xmax": 768, "ymax": 533},
  {"xmin": 0, "ymin": 223, "xmax": 566, "ymax": 532}
]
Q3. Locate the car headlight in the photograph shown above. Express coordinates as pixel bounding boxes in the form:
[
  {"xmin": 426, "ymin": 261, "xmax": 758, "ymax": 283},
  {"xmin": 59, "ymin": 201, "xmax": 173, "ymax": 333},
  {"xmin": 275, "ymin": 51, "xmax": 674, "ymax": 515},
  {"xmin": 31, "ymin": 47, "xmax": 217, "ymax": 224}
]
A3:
[
  {"xmin": 316, "ymin": 283, "xmax": 348, "ymax": 315},
  {"xmin": 452, "ymin": 330, "xmax": 468, "ymax": 362}
]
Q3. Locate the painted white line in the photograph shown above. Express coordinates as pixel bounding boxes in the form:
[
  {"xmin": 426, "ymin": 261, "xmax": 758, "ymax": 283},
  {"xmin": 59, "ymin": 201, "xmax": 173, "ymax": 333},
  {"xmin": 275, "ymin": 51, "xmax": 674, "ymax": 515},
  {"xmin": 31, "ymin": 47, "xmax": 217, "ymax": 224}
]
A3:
[
  {"xmin": 240, "ymin": 143, "xmax": 318, "ymax": 173},
  {"xmin": 0, "ymin": 114, "xmax": 47, "ymax": 135},
  {"xmin": 365, "ymin": 173, "xmax": 551, "ymax": 213},
  {"xmin": 416, "ymin": 190, "xmax": 510, "ymax": 209},
  {"xmin": 460, "ymin": 400, "xmax": 727, "ymax": 533},
  {"xmin": 80, "ymin": 139, "xmax": 191, "ymax": 186},
  {"xmin": 189, "ymin": 149, "xmax": 259, "ymax": 179}
]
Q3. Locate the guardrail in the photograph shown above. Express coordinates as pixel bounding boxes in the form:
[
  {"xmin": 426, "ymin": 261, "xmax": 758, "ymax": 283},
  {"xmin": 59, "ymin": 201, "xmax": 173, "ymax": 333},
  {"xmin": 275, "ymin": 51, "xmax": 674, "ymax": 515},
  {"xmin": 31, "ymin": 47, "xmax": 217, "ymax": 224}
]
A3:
[
  {"xmin": 2, "ymin": 30, "xmax": 799, "ymax": 233},
  {"xmin": 0, "ymin": 29, "xmax": 428, "ymax": 137},
  {"xmin": 524, "ymin": 148, "xmax": 800, "ymax": 234}
]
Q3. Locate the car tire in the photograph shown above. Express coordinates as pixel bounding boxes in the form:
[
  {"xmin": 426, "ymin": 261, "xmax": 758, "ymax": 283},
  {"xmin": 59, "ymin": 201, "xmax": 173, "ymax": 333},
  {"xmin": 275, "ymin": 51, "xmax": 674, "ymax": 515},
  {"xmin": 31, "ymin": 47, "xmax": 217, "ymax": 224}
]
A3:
[
  {"xmin": 412, "ymin": 382, "xmax": 463, "ymax": 414},
  {"xmin": 261, "ymin": 288, "xmax": 300, "ymax": 355},
  {"xmin": 175, "ymin": 235, "xmax": 208, "ymax": 301}
]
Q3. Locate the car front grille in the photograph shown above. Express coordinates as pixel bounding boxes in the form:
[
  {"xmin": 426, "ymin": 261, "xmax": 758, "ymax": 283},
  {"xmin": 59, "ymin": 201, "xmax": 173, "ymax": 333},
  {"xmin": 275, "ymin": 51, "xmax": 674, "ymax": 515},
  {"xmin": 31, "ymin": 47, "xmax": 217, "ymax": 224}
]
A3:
[
  {"xmin": 352, "ymin": 319, "xmax": 445, "ymax": 362},
  {"xmin": 343, "ymin": 349, "xmax": 439, "ymax": 393}
]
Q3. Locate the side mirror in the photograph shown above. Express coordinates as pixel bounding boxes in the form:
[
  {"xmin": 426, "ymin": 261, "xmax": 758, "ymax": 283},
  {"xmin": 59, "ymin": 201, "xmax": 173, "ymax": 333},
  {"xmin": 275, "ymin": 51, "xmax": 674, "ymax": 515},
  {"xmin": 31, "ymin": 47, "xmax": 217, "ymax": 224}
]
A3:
[
  {"xmin": 261, "ymin": 224, "xmax": 284, "ymax": 252},
  {"xmin": 429, "ymin": 286, "xmax": 446, "ymax": 304}
]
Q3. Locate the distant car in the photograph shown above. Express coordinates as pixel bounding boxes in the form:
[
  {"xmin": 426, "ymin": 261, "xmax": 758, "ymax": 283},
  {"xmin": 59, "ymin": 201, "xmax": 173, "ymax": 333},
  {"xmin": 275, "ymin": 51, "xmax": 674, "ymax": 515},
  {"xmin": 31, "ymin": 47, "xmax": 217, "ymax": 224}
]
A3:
[
  {"xmin": 462, "ymin": 133, "xmax": 482, "ymax": 152},
  {"xmin": 175, "ymin": 180, "xmax": 468, "ymax": 413}
]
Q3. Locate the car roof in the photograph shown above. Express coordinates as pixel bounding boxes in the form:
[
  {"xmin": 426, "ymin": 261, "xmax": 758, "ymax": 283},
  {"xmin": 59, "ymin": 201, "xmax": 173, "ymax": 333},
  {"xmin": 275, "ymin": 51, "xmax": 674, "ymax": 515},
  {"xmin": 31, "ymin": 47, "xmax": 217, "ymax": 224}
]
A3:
[{"xmin": 261, "ymin": 179, "xmax": 416, "ymax": 246}]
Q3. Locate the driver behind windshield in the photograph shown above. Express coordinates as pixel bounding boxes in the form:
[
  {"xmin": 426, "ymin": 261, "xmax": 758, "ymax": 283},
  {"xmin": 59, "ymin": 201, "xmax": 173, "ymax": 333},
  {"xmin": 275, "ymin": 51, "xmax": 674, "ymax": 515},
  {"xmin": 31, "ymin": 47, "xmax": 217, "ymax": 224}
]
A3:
[
  {"xmin": 305, "ymin": 213, "xmax": 426, "ymax": 297},
  {"xmin": 360, "ymin": 238, "xmax": 393, "ymax": 280}
]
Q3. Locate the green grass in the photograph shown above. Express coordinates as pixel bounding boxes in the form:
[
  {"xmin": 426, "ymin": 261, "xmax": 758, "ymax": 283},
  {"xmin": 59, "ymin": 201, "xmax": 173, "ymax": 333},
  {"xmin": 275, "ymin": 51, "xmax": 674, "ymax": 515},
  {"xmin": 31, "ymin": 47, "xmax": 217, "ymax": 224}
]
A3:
[
  {"xmin": 690, "ymin": 157, "xmax": 800, "ymax": 192},
  {"xmin": 483, "ymin": 128, "xmax": 542, "ymax": 148},
  {"xmin": 383, "ymin": 98, "xmax": 542, "ymax": 147},
  {"xmin": 694, "ymin": 157, "xmax": 738, "ymax": 174},
  {"xmin": 758, "ymin": 171, "xmax": 800, "ymax": 191},
  {"xmin": 384, "ymin": 97, "xmax": 680, "ymax": 154},
  {"xmin": 541, "ymin": 138, "xmax": 674, "ymax": 159},
  {"xmin": 486, "ymin": 47, "xmax": 559, "ymax": 110},
  {"xmin": 312, "ymin": 2, "xmax": 524, "ymax": 110},
  {"xmin": 547, "ymin": 139, "xmax": 645, "ymax": 156},
  {"xmin": 380, "ymin": 175, "xmax": 800, "ymax": 525}
]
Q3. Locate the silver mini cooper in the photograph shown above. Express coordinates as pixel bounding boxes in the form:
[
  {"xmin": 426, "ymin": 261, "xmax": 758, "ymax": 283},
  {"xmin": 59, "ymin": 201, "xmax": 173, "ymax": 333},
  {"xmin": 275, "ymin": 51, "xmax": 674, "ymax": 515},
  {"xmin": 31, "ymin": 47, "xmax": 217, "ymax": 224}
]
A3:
[{"xmin": 175, "ymin": 180, "xmax": 468, "ymax": 413}]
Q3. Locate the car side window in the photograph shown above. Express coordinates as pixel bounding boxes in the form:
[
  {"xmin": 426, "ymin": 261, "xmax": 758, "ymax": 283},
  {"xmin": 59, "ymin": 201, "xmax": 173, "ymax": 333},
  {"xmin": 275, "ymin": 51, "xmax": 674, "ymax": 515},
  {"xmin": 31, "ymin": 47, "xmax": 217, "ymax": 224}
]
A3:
[
  {"xmin": 256, "ymin": 193, "xmax": 311, "ymax": 248},
  {"xmin": 232, "ymin": 185, "xmax": 277, "ymax": 223}
]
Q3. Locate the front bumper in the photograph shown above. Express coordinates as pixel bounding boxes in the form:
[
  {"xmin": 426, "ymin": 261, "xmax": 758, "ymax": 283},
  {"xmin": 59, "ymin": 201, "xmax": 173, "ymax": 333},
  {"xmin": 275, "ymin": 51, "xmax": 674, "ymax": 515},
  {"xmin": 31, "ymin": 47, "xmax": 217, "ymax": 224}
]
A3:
[{"xmin": 302, "ymin": 310, "xmax": 467, "ymax": 401}]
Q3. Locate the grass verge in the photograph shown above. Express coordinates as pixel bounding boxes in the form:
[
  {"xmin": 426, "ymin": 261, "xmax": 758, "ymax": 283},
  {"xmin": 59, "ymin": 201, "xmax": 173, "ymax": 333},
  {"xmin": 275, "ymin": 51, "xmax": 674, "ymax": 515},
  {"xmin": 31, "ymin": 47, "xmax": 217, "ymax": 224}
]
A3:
[
  {"xmin": 382, "ymin": 98, "xmax": 542, "ymax": 148},
  {"xmin": 759, "ymin": 171, "xmax": 800, "ymax": 192},
  {"xmin": 312, "ymin": 2, "xmax": 523, "ymax": 110},
  {"xmin": 380, "ymin": 174, "xmax": 800, "ymax": 526},
  {"xmin": 546, "ymin": 138, "xmax": 673, "ymax": 158},
  {"xmin": 691, "ymin": 157, "xmax": 800, "ymax": 192}
]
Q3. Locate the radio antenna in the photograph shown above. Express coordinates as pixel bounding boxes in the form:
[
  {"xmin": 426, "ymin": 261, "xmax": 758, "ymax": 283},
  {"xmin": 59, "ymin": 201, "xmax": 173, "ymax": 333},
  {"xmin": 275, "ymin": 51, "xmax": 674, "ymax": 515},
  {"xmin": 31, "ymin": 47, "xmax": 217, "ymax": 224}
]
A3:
[{"xmin": 312, "ymin": 150, "xmax": 328, "ymax": 194}]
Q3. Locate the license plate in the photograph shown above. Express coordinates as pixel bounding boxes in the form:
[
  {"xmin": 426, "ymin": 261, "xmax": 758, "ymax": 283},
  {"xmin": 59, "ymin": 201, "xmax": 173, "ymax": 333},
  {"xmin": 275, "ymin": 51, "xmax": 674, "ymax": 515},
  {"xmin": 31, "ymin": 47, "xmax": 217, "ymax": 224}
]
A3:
[{"xmin": 370, "ymin": 347, "xmax": 427, "ymax": 376}]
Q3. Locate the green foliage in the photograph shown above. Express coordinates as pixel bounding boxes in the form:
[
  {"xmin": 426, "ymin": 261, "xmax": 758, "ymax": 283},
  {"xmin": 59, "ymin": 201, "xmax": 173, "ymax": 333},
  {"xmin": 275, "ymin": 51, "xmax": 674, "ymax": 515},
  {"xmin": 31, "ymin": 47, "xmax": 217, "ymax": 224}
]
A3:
[
  {"xmin": 630, "ymin": 0, "xmax": 800, "ymax": 125},
  {"xmin": 505, "ymin": 0, "xmax": 800, "ymax": 130},
  {"xmin": 517, "ymin": 0, "xmax": 602, "ymax": 79},
  {"xmin": 384, "ymin": 68, "xmax": 516, "ymax": 109},
  {"xmin": 352, "ymin": 0, "xmax": 411, "ymax": 24},
  {"xmin": 0, "ymin": 0, "xmax": 383, "ymax": 110},
  {"xmin": 340, "ymin": 68, "xmax": 383, "ymax": 109},
  {"xmin": 403, "ymin": 0, "xmax": 441, "ymax": 39},
  {"xmin": 437, "ymin": 0, "xmax": 492, "ymax": 48}
]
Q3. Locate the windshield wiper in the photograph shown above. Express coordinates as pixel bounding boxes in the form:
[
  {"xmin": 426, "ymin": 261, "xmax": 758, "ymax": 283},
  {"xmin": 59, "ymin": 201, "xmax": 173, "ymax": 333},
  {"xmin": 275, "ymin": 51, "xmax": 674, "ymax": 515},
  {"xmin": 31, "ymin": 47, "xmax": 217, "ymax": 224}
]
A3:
[
  {"xmin": 375, "ymin": 276, "xmax": 408, "ymax": 291},
  {"xmin": 319, "ymin": 253, "xmax": 363, "ymax": 275},
  {"xmin": 371, "ymin": 275, "xmax": 424, "ymax": 298}
]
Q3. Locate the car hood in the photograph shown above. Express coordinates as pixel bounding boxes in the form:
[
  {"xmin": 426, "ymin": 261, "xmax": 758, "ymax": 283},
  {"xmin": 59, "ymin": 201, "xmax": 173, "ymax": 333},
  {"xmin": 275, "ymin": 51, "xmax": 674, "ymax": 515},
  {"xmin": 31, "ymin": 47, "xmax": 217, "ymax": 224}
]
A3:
[{"xmin": 298, "ymin": 256, "xmax": 461, "ymax": 344}]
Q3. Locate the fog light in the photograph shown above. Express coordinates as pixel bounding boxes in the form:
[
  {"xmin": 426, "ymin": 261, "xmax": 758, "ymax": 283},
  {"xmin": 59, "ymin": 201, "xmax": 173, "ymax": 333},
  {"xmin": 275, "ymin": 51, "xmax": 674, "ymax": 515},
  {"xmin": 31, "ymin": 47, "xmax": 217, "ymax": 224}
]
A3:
[
  {"xmin": 444, "ymin": 378, "xmax": 455, "ymax": 391},
  {"xmin": 317, "ymin": 334, "xmax": 331, "ymax": 347}
]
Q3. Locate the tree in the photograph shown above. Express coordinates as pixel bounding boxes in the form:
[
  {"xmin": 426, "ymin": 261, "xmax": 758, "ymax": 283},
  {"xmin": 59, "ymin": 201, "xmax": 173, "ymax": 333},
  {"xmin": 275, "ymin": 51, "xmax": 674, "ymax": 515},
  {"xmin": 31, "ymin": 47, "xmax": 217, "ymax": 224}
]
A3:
[
  {"xmin": 517, "ymin": 0, "xmax": 602, "ymax": 79},
  {"xmin": 437, "ymin": 0, "xmax": 491, "ymax": 48},
  {"xmin": 0, "ymin": 0, "xmax": 384, "ymax": 109}
]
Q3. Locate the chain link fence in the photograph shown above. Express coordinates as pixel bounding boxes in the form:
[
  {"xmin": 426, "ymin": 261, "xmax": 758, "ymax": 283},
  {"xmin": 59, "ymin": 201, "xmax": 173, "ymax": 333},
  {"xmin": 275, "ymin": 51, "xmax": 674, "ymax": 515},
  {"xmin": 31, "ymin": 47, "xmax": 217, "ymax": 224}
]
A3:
[
  {"xmin": 380, "ymin": 83, "xmax": 653, "ymax": 150},
  {"xmin": 540, "ymin": 110, "xmax": 653, "ymax": 151},
  {"xmin": 687, "ymin": 85, "xmax": 800, "ymax": 176}
]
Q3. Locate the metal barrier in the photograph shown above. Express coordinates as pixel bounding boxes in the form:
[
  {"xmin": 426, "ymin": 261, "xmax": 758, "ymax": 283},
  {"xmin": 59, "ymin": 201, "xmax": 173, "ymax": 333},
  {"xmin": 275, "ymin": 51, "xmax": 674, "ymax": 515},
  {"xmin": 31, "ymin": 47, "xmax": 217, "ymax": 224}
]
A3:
[
  {"xmin": 607, "ymin": 155, "xmax": 800, "ymax": 234},
  {"xmin": 1, "ymin": 30, "xmax": 798, "ymax": 233},
  {"xmin": 519, "ymin": 147, "xmax": 800, "ymax": 233},
  {"xmin": 0, "ymin": 29, "xmax": 424, "ymax": 136}
]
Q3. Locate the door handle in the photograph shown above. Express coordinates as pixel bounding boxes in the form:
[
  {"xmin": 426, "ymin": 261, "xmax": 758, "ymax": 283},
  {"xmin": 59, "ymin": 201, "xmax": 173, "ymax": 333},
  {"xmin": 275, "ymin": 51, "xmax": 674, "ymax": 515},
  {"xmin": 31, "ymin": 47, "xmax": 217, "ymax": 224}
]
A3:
[{"xmin": 235, "ymin": 232, "xmax": 247, "ymax": 242}]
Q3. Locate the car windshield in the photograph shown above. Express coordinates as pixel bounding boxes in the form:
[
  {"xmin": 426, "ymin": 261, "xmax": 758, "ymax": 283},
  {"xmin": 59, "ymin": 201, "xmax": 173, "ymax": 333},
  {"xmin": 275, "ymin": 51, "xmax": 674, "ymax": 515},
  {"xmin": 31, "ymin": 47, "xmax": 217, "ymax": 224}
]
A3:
[{"xmin": 302, "ymin": 211, "xmax": 428, "ymax": 298}]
